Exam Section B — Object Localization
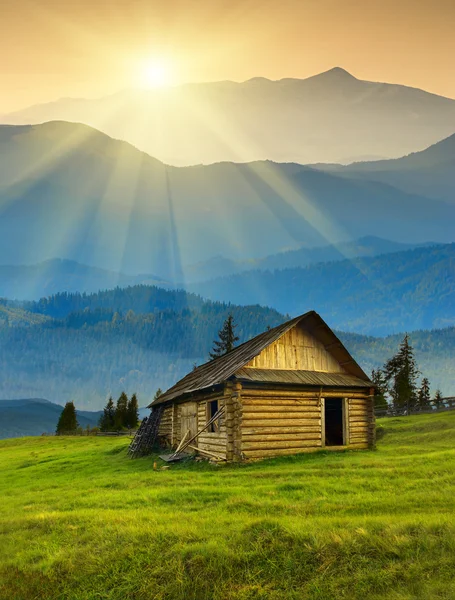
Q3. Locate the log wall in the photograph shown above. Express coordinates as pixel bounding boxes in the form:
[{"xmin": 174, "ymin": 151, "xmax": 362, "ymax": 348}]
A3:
[
  {"xmin": 240, "ymin": 391, "xmax": 322, "ymax": 459},
  {"xmin": 157, "ymin": 405, "xmax": 173, "ymax": 445},
  {"xmin": 157, "ymin": 385, "xmax": 374, "ymax": 460}
]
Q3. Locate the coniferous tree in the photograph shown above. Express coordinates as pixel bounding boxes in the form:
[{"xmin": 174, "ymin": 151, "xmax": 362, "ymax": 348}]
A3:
[
  {"xmin": 56, "ymin": 401, "xmax": 79, "ymax": 434},
  {"xmin": 416, "ymin": 378, "xmax": 431, "ymax": 412},
  {"xmin": 115, "ymin": 392, "xmax": 129, "ymax": 429},
  {"xmin": 371, "ymin": 368, "xmax": 388, "ymax": 412},
  {"xmin": 126, "ymin": 393, "xmax": 140, "ymax": 429},
  {"xmin": 99, "ymin": 396, "xmax": 116, "ymax": 431},
  {"xmin": 153, "ymin": 388, "xmax": 163, "ymax": 402},
  {"xmin": 209, "ymin": 314, "xmax": 239, "ymax": 360},
  {"xmin": 383, "ymin": 334, "xmax": 420, "ymax": 414},
  {"xmin": 432, "ymin": 389, "xmax": 444, "ymax": 410}
]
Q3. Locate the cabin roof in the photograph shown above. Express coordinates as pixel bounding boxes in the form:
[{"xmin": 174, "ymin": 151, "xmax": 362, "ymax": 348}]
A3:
[{"xmin": 149, "ymin": 310, "xmax": 371, "ymax": 407}]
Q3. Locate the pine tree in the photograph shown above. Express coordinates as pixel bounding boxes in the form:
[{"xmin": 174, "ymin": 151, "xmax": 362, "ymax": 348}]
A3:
[
  {"xmin": 371, "ymin": 368, "xmax": 388, "ymax": 412},
  {"xmin": 114, "ymin": 392, "xmax": 129, "ymax": 430},
  {"xmin": 416, "ymin": 378, "xmax": 431, "ymax": 411},
  {"xmin": 383, "ymin": 334, "xmax": 420, "ymax": 414},
  {"xmin": 209, "ymin": 314, "xmax": 239, "ymax": 360},
  {"xmin": 126, "ymin": 393, "xmax": 140, "ymax": 429},
  {"xmin": 153, "ymin": 388, "xmax": 163, "ymax": 402},
  {"xmin": 99, "ymin": 396, "xmax": 116, "ymax": 431},
  {"xmin": 56, "ymin": 401, "xmax": 79, "ymax": 435},
  {"xmin": 432, "ymin": 389, "xmax": 444, "ymax": 410}
]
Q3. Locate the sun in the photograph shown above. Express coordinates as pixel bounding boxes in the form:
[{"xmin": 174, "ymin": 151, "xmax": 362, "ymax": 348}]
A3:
[{"xmin": 139, "ymin": 59, "xmax": 173, "ymax": 88}]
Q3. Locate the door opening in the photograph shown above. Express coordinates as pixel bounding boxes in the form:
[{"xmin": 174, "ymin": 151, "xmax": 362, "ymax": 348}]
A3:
[{"xmin": 324, "ymin": 398, "xmax": 344, "ymax": 446}]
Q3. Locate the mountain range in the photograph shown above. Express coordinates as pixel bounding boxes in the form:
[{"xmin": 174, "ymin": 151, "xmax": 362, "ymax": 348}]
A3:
[
  {"xmin": 189, "ymin": 243, "xmax": 455, "ymax": 335},
  {"xmin": 3, "ymin": 68, "xmax": 455, "ymax": 166},
  {"xmin": 0, "ymin": 398, "xmax": 102, "ymax": 439},
  {"xmin": 0, "ymin": 237, "xmax": 435, "ymax": 299},
  {"xmin": 1, "ymin": 122, "xmax": 454, "ymax": 278},
  {"xmin": 0, "ymin": 285, "xmax": 453, "ymax": 411},
  {"xmin": 317, "ymin": 132, "xmax": 455, "ymax": 204}
]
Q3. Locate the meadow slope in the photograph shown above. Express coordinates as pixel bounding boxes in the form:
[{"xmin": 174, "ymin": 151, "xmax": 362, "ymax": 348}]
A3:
[{"xmin": 1, "ymin": 412, "xmax": 455, "ymax": 599}]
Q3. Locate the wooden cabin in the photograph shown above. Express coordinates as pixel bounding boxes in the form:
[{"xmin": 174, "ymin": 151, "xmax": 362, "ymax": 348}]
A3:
[{"xmin": 149, "ymin": 311, "xmax": 375, "ymax": 461}]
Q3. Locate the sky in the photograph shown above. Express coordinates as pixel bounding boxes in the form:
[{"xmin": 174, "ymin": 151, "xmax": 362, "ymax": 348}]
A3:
[{"xmin": 1, "ymin": 0, "xmax": 455, "ymax": 113}]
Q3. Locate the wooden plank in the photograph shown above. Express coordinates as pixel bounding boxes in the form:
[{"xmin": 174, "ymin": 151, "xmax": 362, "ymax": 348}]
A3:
[
  {"xmin": 320, "ymin": 397, "xmax": 326, "ymax": 448},
  {"xmin": 343, "ymin": 397, "xmax": 349, "ymax": 445}
]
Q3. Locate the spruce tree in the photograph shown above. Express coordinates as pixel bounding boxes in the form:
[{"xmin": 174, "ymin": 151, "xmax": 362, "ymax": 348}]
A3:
[
  {"xmin": 126, "ymin": 393, "xmax": 140, "ymax": 429},
  {"xmin": 209, "ymin": 314, "xmax": 239, "ymax": 360},
  {"xmin": 432, "ymin": 389, "xmax": 444, "ymax": 410},
  {"xmin": 56, "ymin": 401, "xmax": 79, "ymax": 435},
  {"xmin": 153, "ymin": 388, "xmax": 163, "ymax": 402},
  {"xmin": 417, "ymin": 378, "xmax": 431, "ymax": 412},
  {"xmin": 371, "ymin": 368, "xmax": 388, "ymax": 412},
  {"xmin": 383, "ymin": 334, "xmax": 420, "ymax": 414},
  {"xmin": 114, "ymin": 392, "xmax": 129, "ymax": 430},
  {"xmin": 99, "ymin": 396, "xmax": 116, "ymax": 431}
]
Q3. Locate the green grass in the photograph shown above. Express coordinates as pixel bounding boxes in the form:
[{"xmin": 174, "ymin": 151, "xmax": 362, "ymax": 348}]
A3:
[{"xmin": 1, "ymin": 412, "xmax": 455, "ymax": 599}]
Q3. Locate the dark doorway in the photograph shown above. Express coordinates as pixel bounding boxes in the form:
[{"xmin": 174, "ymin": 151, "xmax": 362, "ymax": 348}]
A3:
[{"xmin": 324, "ymin": 399, "xmax": 344, "ymax": 446}]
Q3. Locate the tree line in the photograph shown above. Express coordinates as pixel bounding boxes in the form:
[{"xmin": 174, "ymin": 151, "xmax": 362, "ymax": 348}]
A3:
[
  {"xmin": 56, "ymin": 393, "xmax": 140, "ymax": 434},
  {"xmin": 372, "ymin": 334, "xmax": 447, "ymax": 414},
  {"xmin": 98, "ymin": 392, "xmax": 139, "ymax": 431}
]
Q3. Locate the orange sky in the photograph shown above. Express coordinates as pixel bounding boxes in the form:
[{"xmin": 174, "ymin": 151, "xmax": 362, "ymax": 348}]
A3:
[{"xmin": 1, "ymin": 0, "xmax": 455, "ymax": 113}]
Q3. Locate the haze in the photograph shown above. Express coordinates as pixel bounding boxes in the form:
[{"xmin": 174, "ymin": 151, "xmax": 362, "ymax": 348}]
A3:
[{"xmin": 2, "ymin": 0, "xmax": 455, "ymax": 113}]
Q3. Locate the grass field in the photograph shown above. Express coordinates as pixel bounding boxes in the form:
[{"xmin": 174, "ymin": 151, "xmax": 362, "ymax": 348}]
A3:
[{"xmin": 1, "ymin": 412, "xmax": 455, "ymax": 600}]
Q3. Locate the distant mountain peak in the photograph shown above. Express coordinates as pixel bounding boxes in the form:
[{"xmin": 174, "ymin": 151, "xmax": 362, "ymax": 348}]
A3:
[{"xmin": 316, "ymin": 67, "xmax": 357, "ymax": 80}]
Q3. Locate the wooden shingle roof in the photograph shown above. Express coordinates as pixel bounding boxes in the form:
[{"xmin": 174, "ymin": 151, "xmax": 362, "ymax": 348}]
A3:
[{"xmin": 150, "ymin": 311, "xmax": 371, "ymax": 407}]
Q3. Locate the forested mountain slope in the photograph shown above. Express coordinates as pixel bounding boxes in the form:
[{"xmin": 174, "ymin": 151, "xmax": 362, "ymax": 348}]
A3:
[
  {"xmin": 319, "ymin": 132, "xmax": 455, "ymax": 203},
  {"xmin": 190, "ymin": 243, "xmax": 455, "ymax": 335},
  {"xmin": 0, "ymin": 285, "xmax": 453, "ymax": 409},
  {"xmin": 0, "ymin": 398, "xmax": 102, "ymax": 439}
]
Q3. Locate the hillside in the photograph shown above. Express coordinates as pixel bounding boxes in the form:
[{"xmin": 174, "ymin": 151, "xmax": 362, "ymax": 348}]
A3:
[
  {"xmin": 1, "ymin": 122, "xmax": 454, "ymax": 277},
  {"xmin": 1, "ymin": 412, "xmax": 455, "ymax": 599},
  {"xmin": 4, "ymin": 67, "xmax": 455, "ymax": 165},
  {"xmin": 0, "ymin": 285, "xmax": 453, "ymax": 409},
  {"xmin": 185, "ymin": 236, "xmax": 436, "ymax": 282},
  {"xmin": 191, "ymin": 243, "xmax": 455, "ymax": 335},
  {"xmin": 0, "ymin": 398, "xmax": 102, "ymax": 439},
  {"xmin": 320, "ymin": 132, "xmax": 455, "ymax": 203}
]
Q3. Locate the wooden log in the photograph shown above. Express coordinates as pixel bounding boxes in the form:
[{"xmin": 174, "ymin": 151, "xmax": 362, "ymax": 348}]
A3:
[
  {"xmin": 242, "ymin": 439, "xmax": 322, "ymax": 450},
  {"xmin": 241, "ymin": 433, "xmax": 321, "ymax": 443},
  {"xmin": 243, "ymin": 446, "xmax": 320, "ymax": 458},
  {"xmin": 242, "ymin": 398, "xmax": 320, "ymax": 407},
  {"xmin": 242, "ymin": 412, "xmax": 320, "ymax": 420},
  {"xmin": 242, "ymin": 426, "xmax": 321, "ymax": 435},
  {"xmin": 241, "ymin": 390, "xmax": 369, "ymax": 399},
  {"xmin": 243, "ymin": 418, "xmax": 321, "ymax": 427},
  {"xmin": 242, "ymin": 406, "xmax": 321, "ymax": 419},
  {"xmin": 349, "ymin": 410, "xmax": 369, "ymax": 417}
]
